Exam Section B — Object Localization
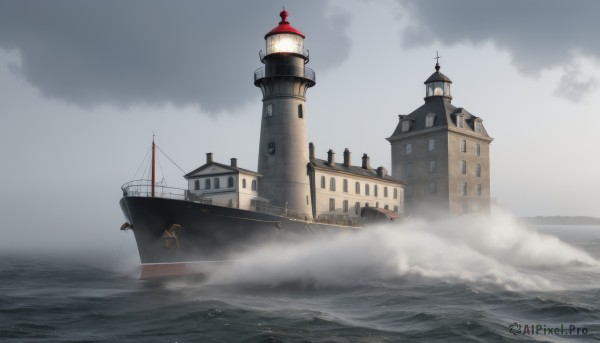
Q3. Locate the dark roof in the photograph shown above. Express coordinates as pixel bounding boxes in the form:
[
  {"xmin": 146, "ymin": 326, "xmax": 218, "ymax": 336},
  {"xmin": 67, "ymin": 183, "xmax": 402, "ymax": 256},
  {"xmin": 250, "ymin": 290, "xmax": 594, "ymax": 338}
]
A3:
[
  {"xmin": 184, "ymin": 161, "xmax": 259, "ymax": 179},
  {"xmin": 310, "ymin": 159, "xmax": 403, "ymax": 184},
  {"xmin": 388, "ymin": 97, "xmax": 491, "ymax": 140},
  {"xmin": 424, "ymin": 70, "xmax": 452, "ymax": 84}
]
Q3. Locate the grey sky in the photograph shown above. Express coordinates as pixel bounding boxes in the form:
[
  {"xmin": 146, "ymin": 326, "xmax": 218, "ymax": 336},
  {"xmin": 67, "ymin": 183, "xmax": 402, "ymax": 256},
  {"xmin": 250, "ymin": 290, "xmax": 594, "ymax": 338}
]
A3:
[{"xmin": 0, "ymin": 1, "xmax": 351, "ymax": 112}]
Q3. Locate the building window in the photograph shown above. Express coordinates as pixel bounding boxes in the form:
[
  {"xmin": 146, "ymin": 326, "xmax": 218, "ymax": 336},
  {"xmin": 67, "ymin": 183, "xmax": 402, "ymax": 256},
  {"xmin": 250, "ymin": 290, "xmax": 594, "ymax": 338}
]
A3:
[
  {"xmin": 343, "ymin": 179, "xmax": 348, "ymax": 193},
  {"xmin": 330, "ymin": 177, "xmax": 336, "ymax": 191},
  {"xmin": 214, "ymin": 178, "xmax": 220, "ymax": 189},
  {"xmin": 405, "ymin": 143, "xmax": 412, "ymax": 155},
  {"xmin": 194, "ymin": 180, "xmax": 200, "ymax": 190},
  {"xmin": 384, "ymin": 187, "xmax": 388, "ymax": 197},
  {"xmin": 266, "ymin": 103, "xmax": 273, "ymax": 117},
  {"xmin": 428, "ymin": 138, "xmax": 435, "ymax": 151},
  {"xmin": 475, "ymin": 121, "xmax": 482, "ymax": 133},
  {"xmin": 429, "ymin": 160, "xmax": 437, "ymax": 173},
  {"xmin": 426, "ymin": 114, "xmax": 435, "ymax": 128},
  {"xmin": 477, "ymin": 184, "xmax": 482, "ymax": 197},
  {"xmin": 457, "ymin": 115, "xmax": 464, "ymax": 128},
  {"xmin": 343, "ymin": 200, "xmax": 349, "ymax": 213},
  {"xmin": 268, "ymin": 142, "xmax": 276, "ymax": 155},
  {"xmin": 321, "ymin": 176, "xmax": 326, "ymax": 188},
  {"xmin": 476, "ymin": 164, "xmax": 481, "ymax": 177},
  {"xmin": 393, "ymin": 188, "xmax": 398, "ymax": 199},
  {"xmin": 475, "ymin": 144, "xmax": 481, "ymax": 156},
  {"xmin": 365, "ymin": 184, "xmax": 370, "ymax": 196},
  {"xmin": 355, "ymin": 202, "xmax": 360, "ymax": 215},
  {"xmin": 406, "ymin": 163, "xmax": 413, "ymax": 177},
  {"xmin": 461, "ymin": 183, "xmax": 467, "ymax": 196},
  {"xmin": 329, "ymin": 198, "xmax": 335, "ymax": 212},
  {"xmin": 394, "ymin": 205, "xmax": 399, "ymax": 213},
  {"xmin": 402, "ymin": 121, "xmax": 410, "ymax": 132},
  {"xmin": 461, "ymin": 160, "xmax": 467, "ymax": 174},
  {"xmin": 242, "ymin": 179, "xmax": 246, "ymax": 188},
  {"xmin": 298, "ymin": 104, "xmax": 303, "ymax": 118},
  {"xmin": 428, "ymin": 182, "xmax": 437, "ymax": 195},
  {"xmin": 460, "ymin": 140, "xmax": 467, "ymax": 153},
  {"xmin": 251, "ymin": 180, "xmax": 257, "ymax": 191},
  {"xmin": 228, "ymin": 176, "xmax": 234, "ymax": 188},
  {"xmin": 406, "ymin": 184, "xmax": 413, "ymax": 196},
  {"xmin": 205, "ymin": 179, "xmax": 211, "ymax": 189},
  {"xmin": 374, "ymin": 185, "xmax": 378, "ymax": 197},
  {"xmin": 355, "ymin": 182, "xmax": 360, "ymax": 194}
]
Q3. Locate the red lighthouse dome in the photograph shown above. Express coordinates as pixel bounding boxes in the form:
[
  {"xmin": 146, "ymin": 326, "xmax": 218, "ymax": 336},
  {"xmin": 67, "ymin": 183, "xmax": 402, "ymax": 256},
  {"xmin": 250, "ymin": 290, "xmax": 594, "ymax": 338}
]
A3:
[{"xmin": 265, "ymin": 9, "xmax": 305, "ymax": 39}]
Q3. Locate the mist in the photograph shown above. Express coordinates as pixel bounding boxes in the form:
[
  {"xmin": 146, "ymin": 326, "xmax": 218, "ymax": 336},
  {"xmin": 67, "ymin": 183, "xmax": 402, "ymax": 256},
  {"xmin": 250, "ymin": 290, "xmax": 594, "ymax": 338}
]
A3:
[{"xmin": 204, "ymin": 209, "xmax": 598, "ymax": 291}]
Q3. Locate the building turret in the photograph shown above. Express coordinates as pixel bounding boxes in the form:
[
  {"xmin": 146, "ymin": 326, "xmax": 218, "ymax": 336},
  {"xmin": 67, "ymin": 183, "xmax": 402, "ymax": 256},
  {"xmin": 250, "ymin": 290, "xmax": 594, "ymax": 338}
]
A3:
[{"xmin": 254, "ymin": 9, "xmax": 315, "ymax": 215}]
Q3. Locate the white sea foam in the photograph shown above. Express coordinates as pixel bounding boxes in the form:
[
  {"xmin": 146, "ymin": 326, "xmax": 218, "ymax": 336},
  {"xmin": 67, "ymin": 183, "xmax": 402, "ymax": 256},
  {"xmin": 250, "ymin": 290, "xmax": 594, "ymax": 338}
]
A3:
[{"xmin": 205, "ymin": 208, "xmax": 599, "ymax": 291}]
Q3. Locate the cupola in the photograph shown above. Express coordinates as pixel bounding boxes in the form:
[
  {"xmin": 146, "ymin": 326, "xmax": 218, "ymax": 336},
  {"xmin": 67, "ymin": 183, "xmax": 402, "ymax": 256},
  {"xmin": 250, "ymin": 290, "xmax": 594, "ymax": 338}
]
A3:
[
  {"xmin": 424, "ymin": 55, "xmax": 452, "ymax": 101},
  {"xmin": 264, "ymin": 9, "xmax": 306, "ymax": 57}
]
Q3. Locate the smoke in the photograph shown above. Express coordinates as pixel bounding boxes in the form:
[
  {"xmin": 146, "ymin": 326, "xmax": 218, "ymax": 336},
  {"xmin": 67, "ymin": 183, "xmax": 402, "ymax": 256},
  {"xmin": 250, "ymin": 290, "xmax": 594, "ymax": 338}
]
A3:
[{"xmin": 205, "ymin": 209, "xmax": 598, "ymax": 291}]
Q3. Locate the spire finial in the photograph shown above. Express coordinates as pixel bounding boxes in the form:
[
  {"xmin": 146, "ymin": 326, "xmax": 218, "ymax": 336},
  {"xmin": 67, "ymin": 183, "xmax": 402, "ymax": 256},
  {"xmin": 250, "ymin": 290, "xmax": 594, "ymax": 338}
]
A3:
[
  {"xmin": 279, "ymin": 7, "xmax": 289, "ymax": 24},
  {"xmin": 434, "ymin": 51, "xmax": 441, "ymax": 71}
]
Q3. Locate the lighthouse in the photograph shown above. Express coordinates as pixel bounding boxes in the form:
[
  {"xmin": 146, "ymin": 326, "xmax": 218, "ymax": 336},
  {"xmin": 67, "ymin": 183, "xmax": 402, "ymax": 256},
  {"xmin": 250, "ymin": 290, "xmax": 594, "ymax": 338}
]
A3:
[{"xmin": 254, "ymin": 9, "xmax": 316, "ymax": 216}]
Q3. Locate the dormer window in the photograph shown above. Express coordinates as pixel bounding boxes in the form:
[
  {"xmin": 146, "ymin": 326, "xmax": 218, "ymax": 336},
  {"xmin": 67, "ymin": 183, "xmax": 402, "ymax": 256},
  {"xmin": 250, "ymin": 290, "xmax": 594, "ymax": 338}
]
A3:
[
  {"xmin": 474, "ymin": 120, "xmax": 482, "ymax": 133},
  {"xmin": 425, "ymin": 113, "xmax": 436, "ymax": 128},
  {"xmin": 457, "ymin": 115, "xmax": 464, "ymax": 128},
  {"xmin": 401, "ymin": 120, "xmax": 410, "ymax": 132}
]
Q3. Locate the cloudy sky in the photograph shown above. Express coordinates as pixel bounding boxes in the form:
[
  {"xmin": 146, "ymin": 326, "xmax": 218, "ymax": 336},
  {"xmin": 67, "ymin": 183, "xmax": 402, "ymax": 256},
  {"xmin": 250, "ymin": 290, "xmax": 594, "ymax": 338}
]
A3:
[{"xmin": 1, "ymin": 0, "xmax": 599, "ymax": 254}]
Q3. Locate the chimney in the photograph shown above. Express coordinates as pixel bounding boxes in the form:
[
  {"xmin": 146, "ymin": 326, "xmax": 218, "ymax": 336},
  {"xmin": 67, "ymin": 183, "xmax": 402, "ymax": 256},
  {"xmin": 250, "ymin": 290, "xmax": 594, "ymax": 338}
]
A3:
[
  {"xmin": 361, "ymin": 153, "xmax": 371, "ymax": 169},
  {"xmin": 206, "ymin": 152, "xmax": 213, "ymax": 164},
  {"xmin": 327, "ymin": 149, "xmax": 335, "ymax": 166},
  {"xmin": 309, "ymin": 142, "xmax": 315, "ymax": 160},
  {"xmin": 230, "ymin": 158, "xmax": 237, "ymax": 168},
  {"xmin": 377, "ymin": 166, "xmax": 388, "ymax": 177},
  {"xmin": 343, "ymin": 148, "xmax": 351, "ymax": 167}
]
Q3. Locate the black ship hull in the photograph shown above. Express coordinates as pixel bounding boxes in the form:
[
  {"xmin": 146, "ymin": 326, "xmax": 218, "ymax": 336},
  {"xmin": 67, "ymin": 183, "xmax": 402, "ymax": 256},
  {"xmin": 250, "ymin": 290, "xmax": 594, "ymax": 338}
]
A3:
[{"xmin": 120, "ymin": 196, "xmax": 360, "ymax": 278}]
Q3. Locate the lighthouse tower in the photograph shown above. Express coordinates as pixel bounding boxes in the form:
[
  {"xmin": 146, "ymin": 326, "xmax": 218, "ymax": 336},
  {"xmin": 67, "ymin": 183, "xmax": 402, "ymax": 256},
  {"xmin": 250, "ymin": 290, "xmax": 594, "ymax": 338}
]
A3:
[{"xmin": 254, "ymin": 9, "xmax": 316, "ymax": 215}]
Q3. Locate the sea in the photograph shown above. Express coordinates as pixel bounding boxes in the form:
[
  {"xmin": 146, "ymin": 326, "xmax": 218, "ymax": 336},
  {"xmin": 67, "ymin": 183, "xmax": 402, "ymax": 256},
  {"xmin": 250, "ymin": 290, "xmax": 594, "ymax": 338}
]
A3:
[{"xmin": 2, "ymin": 212, "xmax": 600, "ymax": 342}]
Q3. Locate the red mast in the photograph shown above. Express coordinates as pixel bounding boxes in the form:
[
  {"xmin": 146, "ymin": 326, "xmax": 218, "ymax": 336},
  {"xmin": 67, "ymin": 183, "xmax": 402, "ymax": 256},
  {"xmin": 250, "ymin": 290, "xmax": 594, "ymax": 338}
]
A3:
[{"xmin": 151, "ymin": 137, "xmax": 156, "ymax": 198}]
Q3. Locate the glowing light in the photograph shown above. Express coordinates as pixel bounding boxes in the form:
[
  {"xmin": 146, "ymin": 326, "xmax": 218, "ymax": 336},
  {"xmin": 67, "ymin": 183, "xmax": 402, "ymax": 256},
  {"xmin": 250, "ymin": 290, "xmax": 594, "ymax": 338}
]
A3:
[{"xmin": 434, "ymin": 87, "xmax": 444, "ymax": 96}]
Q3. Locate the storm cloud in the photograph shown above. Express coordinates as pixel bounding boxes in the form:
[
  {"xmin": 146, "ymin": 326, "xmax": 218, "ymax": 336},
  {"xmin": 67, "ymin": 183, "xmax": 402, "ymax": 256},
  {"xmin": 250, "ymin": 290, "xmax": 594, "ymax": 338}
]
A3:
[
  {"xmin": 0, "ymin": 1, "xmax": 351, "ymax": 113},
  {"xmin": 396, "ymin": 0, "xmax": 600, "ymax": 101}
]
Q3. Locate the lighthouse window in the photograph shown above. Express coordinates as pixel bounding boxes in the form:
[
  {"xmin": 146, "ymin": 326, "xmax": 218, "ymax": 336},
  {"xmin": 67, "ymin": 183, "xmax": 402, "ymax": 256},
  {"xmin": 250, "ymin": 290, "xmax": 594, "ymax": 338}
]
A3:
[
  {"xmin": 205, "ymin": 179, "xmax": 211, "ymax": 189},
  {"xmin": 266, "ymin": 104, "xmax": 273, "ymax": 117},
  {"xmin": 330, "ymin": 178, "xmax": 336, "ymax": 191},
  {"xmin": 251, "ymin": 180, "xmax": 257, "ymax": 191},
  {"xmin": 355, "ymin": 182, "xmax": 360, "ymax": 194},
  {"xmin": 194, "ymin": 180, "xmax": 200, "ymax": 190},
  {"xmin": 321, "ymin": 176, "xmax": 326, "ymax": 188},
  {"xmin": 429, "ymin": 160, "xmax": 437, "ymax": 173},
  {"xmin": 228, "ymin": 176, "xmax": 234, "ymax": 188},
  {"xmin": 242, "ymin": 179, "xmax": 247, "ymax": 188},
  {"xmin": 298, "ymin": 104, "xmax": 303, "ymax": 118},
  {"xmin": 405, "ymin": 143, "xmax": 412, "ymax": 155},
  {"xmin": 268, "ymin": 142, "xmax": 276, "ymax": 155},
  {"xmin": 428, "ymin": 138, "xmax": 436, "ymax": 151},
  {"xmin": 214, "ymin": 178, "xmax": 220, "ymax": 189},
  {"xmin": 426, "ymin": 114, "xmax": 435, "ymax": 128}
]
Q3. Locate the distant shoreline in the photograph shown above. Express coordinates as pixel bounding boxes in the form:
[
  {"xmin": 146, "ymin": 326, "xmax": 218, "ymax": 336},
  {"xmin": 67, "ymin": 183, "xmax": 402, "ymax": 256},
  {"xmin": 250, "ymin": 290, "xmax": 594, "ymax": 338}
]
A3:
[{"xmin": 520, "ymin": 216, "xmax": 600, "ymax": 226}]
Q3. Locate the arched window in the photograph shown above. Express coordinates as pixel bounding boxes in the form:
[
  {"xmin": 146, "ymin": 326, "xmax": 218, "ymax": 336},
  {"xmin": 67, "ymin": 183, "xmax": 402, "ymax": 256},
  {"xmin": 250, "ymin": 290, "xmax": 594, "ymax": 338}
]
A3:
[
  {"xmin": 355, "ymin": 182, "xmax": 360, "ymax": 194},
  {"xmin": 251, "ymin": 180, "xmax": 257, "ymax": 191},
  {"xmin": 393, "ymin": 188, "xmax": 398, "ymax": 199},
  {"xmin": 330, "ymin": 177, "xmax": 336, "ymax": 191},
  {"xmin": 461, "ymin": 160, "xmax": 467, "ymax": 174},
  {"xmin": 343, "ymin": 179, "xmax": 348, "ymax": 193},
  {"xmin": 228, "ymin": 176, "xmax": 234, "ymax": 188},
  {"xmin": 194, "ymin": 180, "xmax": 200, "ymax": 190},
  {"xmin": 384, "ymin": 187, "xmax": 388, "ymax": 197},
  {"xmin": 461, "ymin": 140, "xmax": 467, "ymax": 153},
  {"xmin": 329, "ymin": 198, "xmax": 335, "ymax": 211},
  {"xmin": 242, "ymin": 179, "xmax": 247, "ymax": 188},
  {"xmin": 365, "ymin": 184, "xmax": 370, "ymax": 196},
  {"xmin": 374, "ymin": 185, "xmax": 378, "ymax": 197},
  {"xmin": 268, "ymin": 142, "xmax": 276, "ymax": 155},
  {"xmin": 321, "ymin": 176, "xmax": 326, "ymax": 188},
  {"xmin": 205, "ymin": 179, "xmax": 211, "ymax": 189},
  {"xmin": 476, "ymin": 144, "xmax": 481, "ymax": 156},
  {"xmin": 298, "ymin": 104, "xmax": 303, "ymax": 118}
]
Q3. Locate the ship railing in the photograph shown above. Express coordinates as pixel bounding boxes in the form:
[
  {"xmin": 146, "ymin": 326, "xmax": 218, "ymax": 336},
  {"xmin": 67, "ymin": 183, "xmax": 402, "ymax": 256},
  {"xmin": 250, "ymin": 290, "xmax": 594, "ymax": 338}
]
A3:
[{"xmin": 121, "ymin": 179, "xmax": 189, "ymax": 200}]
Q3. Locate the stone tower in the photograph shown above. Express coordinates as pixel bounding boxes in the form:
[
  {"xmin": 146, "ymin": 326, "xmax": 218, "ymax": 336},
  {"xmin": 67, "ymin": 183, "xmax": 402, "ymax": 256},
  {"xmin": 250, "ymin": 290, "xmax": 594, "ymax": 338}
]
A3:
[
  {"xmin": 387, "ymin": 60, "xmax": 493, "ymax": 219},
  {"xmin": 254, "ymin": 10, "xmax": 316, "ymax": 215}
]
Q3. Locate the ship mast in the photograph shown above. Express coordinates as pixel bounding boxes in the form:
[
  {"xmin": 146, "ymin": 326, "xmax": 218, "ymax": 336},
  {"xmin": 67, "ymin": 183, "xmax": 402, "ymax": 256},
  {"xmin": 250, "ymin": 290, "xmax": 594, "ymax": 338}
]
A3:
[{"xmin": 151, "ymin": 136, "xmax": 156, "ymax": 198}]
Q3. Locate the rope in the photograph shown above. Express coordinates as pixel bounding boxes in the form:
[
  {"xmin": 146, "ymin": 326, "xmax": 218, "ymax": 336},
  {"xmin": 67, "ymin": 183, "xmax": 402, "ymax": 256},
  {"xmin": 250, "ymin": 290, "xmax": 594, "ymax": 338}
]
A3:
[
  {"xmin": 132, "ymin": 145, "xmax": 151, "ymax": 180},
  {"xmin": 156, "ymin": 144, "xmax": 188, "ymax": 175}
]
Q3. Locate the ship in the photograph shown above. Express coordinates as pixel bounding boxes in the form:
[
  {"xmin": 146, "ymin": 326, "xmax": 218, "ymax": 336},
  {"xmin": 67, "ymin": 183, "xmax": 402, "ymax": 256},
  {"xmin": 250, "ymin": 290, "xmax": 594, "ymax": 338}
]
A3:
[{"xmin": 119, "ymin": 9, "xmax": 405, "ymax": 279}]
